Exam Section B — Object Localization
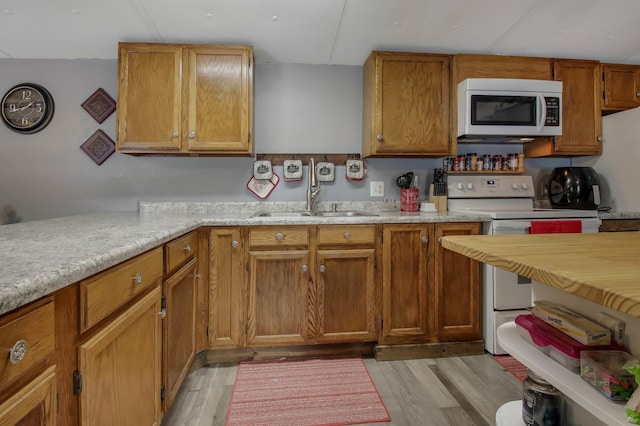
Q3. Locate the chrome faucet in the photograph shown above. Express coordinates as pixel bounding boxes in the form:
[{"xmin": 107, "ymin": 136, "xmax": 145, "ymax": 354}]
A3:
[{"xmin": 306, "ymin": 158, "xmax": 320, "ymax": 211}]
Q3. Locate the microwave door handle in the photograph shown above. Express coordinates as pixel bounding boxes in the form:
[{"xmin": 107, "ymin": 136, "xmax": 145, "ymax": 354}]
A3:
[{"xmin": 536, "ymin": 94, "xmax": 546, "ymax": 131}]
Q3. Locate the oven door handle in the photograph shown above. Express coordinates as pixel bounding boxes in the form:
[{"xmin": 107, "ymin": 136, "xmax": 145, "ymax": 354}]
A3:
[{"xmin": 492, "ymin": 220, "xmax": 533, "ymax": 231}]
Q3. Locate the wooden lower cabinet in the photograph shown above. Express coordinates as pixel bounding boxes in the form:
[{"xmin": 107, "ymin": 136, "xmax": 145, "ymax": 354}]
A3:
[
  {"xmin": 434, "ymin": 223, "xmax": 482, "ymax": 341},
  {"xmin": 380, "ymin": 224, "xmax": 433, "ymax": 344},
  {"xmin": 78, "ymin": 286, "xmax": 163, "ymax": 426},
  {"xmin": 0, "ymin": 366, "xmax": 57, "ymax": 425},
  {"xmin": 380, "ymin": 223, "xmax": 482, "ymax": 345},
  {"xmin": 313, "ymin": 225, "xmax": 377, "ymax": 343},
  {"xmin": 247, "ymin": 249, "xmax": 310, "ymax": 345},
  {"xmin": 208, "ymin": 227, "xmax": 245, "ymax": 348},
  {"xmin": 163, "ymin": 257, "xmax": 198, "ymax": 410}
]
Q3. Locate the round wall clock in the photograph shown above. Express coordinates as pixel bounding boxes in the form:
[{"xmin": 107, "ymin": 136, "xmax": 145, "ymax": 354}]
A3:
[{"xmin": 1, "ymin": 83, "xmax": 55, "ymax": 134}]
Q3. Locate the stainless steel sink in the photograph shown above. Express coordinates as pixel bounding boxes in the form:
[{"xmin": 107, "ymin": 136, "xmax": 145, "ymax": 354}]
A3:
[{"xmin": 251, "ymin": 210, "xmax": 378, "ymax": 218}]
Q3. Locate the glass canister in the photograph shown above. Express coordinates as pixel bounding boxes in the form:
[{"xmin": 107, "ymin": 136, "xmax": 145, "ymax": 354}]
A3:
[{"xmin": 522, "ymin": 370, "xmax": 563, "ymax": 426}]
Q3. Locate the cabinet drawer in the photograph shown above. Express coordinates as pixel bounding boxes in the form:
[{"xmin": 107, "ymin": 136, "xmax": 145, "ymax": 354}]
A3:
[
  {"xmin": 165, "ymin": 231, "xmax": 199, "ymax": 275},
  {"xmin": 249, "ymin": 227, "xmax": 309, "ymax": 248},
  {"xmin": 80, "ymin": 247, "xmax": 163, "ymax": 332},
  {"xmin": 317, "ymin": 225, "xmax": 376, "ymax": 246},
  {"xmin": 0, "ymin": 300, "xmax": 55, "ymax": 387}
]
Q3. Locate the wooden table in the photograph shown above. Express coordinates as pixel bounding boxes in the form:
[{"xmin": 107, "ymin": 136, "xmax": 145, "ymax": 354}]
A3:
[{"xmin": 440, "ymin": 232, "xmax": 640, "ymax": 317}]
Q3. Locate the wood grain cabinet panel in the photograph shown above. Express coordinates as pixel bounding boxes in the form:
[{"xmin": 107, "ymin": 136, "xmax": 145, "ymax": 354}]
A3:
[
  {"xmin": 380, "ymin": 224, "xmax": 434, "ymax": 344},
  {"xmin": 117, "ymin": 42, "xmax": 253, "ymax": 155},
  {"xmin": 165, "ymin": 230, "xmax": 198, "ymax": 275},
  {"xmin": 80, "ymin": 247, "xmax": 163, "ymax": 332},
  {"xmin": 163, "ymin": 257, "xmax": 198, "ymax": 411},
  {"xmin": 0, "ymin": 366, "xmax": 56, "ymax": 426},
  {"xmin": 78, "ymin": 286, "xmax": 163, "ymax": 426},
  {"xmin": 602, "ymin": 63, "xmax": 640, "ymax": 111},
  {"xmin": 434, "ymin": 223, "xmax": 482, "ymax": 342},
  {"xmin": 362, "ymin": 51, "xmax": 452, "ymax": 157},
  {"xmin": 0, "ymin": 299, "xmax": 55, "ymax": 389},
  {"xmin": 208, "ymin": 227, "xmax": 245, "ymax": 349}
]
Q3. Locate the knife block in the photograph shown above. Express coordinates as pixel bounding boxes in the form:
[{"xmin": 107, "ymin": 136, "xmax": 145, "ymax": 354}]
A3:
[{"xmin": 428, "ymin": 184, "xmax": 448, "ymax": 212}]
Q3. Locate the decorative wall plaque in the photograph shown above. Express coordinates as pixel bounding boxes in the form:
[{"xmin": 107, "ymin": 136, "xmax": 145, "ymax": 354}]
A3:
[
  {"xmin": 81, "ymin": 88, "xmax": 116, "ymax": 123},
  {"xmin": 80, "ymin": 130, "xmax": 115, "ymax": 165}
]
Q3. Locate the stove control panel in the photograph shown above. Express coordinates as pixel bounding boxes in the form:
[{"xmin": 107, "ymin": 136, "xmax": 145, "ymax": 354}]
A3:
[{"xmin": 447, "ymin": 175, "xmax": 535, "ymax": 199}]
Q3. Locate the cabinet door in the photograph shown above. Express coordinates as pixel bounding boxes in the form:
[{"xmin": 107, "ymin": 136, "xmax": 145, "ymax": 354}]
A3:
[
  {"xmin": 246, "ymin": 250, "xmax": 310, "ymax": 346},
  {"xmin": 163, "ymin": 257, "xmax": 197, "ymax": 410},
  {"xmin": 434, "ymin": 223, "xmax": 482, "ymax": 342},
  {"xmin": 363, "ymin": 52, "xmax": 451, "ymax": 157},
  {"xmin": 0, "ymin": 366, "xmax": 56, "ymax": 425},
  {"xmin": 552, "ymin": 60, "xmax": 602, "ymax": 155},
  {"xmin": 314, "ymin": 248, "xmax": 377, "ymax": 343},
  {"xmin": 79, "ymin": 287, "xmax": 162, "ymax": 426},
  {"xmin": 117, "ymin": 43, "xmax": 182, "ymax": 151},
  {"xmin": 602, "ymin": 64, "xmax": 640, "ymax": 110},
  {"xmin": 185, "ymin": 46, "xmax": 253, "ymax": 154},
  {"xmin": 208, "ymin": 228, "xmax": 245, "ymax": 349},
  {"xmin": 380, "ymin": 224, "xmax": 434, "ymax": 344}
]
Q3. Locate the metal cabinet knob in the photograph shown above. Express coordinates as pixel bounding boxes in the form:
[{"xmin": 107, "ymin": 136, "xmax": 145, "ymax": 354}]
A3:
[
  {"xmin": 636, "ymin": 92, "xmax": 640, "ymax": 97},
  {"xmin": 132, "ymin": 272, "xmax": 142, "ymax": 284},
  {"xmin": 597, "ymin": 135, "xmax": 603, "ymax": 142},
  {"xmin": 195, "ymin": 273, "xmax": 202, "ymax": 279},
  {"xmin": 158, "ymin": 308, "xmax": 166, "ymax": 319},
  {"xmin": 172, "ymin": 131, "xmax": 179, "ymax": 138},
  {"xmin": 189, "ymin": 131, "xmax": 196, "ymax": 138},
  {"xmin": 231, "ymin": 240, "xmax": 239, "ymax": 248},
  {"xmin": 438, "ymin": 236, "xmax": 443, "ymax": 243},
  {"xmin": 276, "ymin": 233, "xmax": 284, "ymax": 241},
  {"xmin": 319, "ymin": 265, "xmax": 326, "ymax": 273},
  {"xmin": 184, "ymin": 244, "xmax": 191, "ymax": 253},
  {"xmin": 343, "ymin": 232, "xmax": 351, "ymax": 239},
  {"xmin": 376, "ymin": 134, "xmax": 383, "ymax": 142},
  {"xmin": 421, "ymin": 236, "xmax": 428, "ymax": 244},
  {"xmin": 301, "ymin": 264, "xmax": 308, "ymax": 272},
  {"xmin": 9, "ymin": 340, "xmax": 27, "ymax": 364}
]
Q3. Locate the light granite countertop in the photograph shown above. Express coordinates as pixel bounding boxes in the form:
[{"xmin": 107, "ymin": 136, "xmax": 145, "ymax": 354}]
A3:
[{"xmin": 0, "ymin": 201, "xmax": 488, "ymax": 316}]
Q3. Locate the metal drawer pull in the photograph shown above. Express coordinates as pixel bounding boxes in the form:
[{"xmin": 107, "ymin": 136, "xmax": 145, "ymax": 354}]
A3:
[
  {"xmin": 421, "ymin": 236, "xmax": 428, "ymax": 244},
  {"xmin": 132, "ymin": 272, "xmax": 143, "ymax": 284},
  {"xmin": 9, "ymin": 340, "xmax": 27, "ymax": 364},
  {"xmin": 438, "ymin": 237, "xmax": 443, "ymax": 243},
  {"xmin": 184, "ymin": 244, "xmax": 191, "ymax": 253},
  {"xmin": 172, "ymin": 131, "xmax": 179, "ymax": 138},
  {"xmin": 189, "ymin": 131, "xmax": 196, "ymax": 138},
  {"xmin": 195, "ymin": 273, "xmax": 202, "ymax": 279},
  {"xmin": 319, "ymin": 265, "xmax": 326, "ymax": 273},
  {"xmin": 343, "ymin": 232, "xmax": 351, "ymax": 239},
  {"xmin": 301, "ymin": 264, "xmax": 308, "ymax": 272},
  {"xmin": 232, "ymin": 240, "xmax": 239, "ymax": 248},
  {"xmin": 276, "ymin": 233, "xmax": 284, "ymax": 241}
]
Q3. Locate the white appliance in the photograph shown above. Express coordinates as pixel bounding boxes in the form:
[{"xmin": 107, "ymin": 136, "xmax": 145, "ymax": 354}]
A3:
[
  {"xmin": 448, "ymin": 175, "xmax": 601, "ymax": 354},
  {"xmin": 574, "ymin": 106, "xmax": 640, "ymax": 212},
  {"xmin": 457, "ymin": 78, "xmax": 562, "ymax": 142}
]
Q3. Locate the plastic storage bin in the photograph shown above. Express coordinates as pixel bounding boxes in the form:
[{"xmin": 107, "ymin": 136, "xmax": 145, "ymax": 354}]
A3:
[
  {"xmin": 515, "ymin": 314, "xmax": 623, "ymax": 373},
  {"xmin": 580, "ymin": 350, "xmax": 636, "ymax": 401}
]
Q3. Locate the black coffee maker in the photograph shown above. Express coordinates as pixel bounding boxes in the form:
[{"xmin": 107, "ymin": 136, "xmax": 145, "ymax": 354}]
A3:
[{"xmin": 547, "ymin": 167, "xmax": 601, "ymax": 210}]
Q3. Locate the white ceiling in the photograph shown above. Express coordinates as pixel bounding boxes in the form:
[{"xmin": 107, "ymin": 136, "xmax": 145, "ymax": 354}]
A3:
[{"xmin": 2, "ymin": 0, "xmax": 640, "ymax": 66}]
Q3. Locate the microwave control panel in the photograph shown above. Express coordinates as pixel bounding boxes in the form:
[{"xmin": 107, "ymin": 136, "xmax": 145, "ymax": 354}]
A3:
[{"xmin": 544, "ymin": 97, "xmax": 561, "ymax": 126}]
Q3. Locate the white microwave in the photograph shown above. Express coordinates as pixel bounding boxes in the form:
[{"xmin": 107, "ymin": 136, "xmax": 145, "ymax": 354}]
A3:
[{"xmin": 457, "ymin": 78, "xmax": 562, "ymax": 142}]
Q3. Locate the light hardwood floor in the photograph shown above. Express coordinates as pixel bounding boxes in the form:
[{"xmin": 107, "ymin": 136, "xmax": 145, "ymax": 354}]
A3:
[{"xmin": 161, "ymin": 354, "xmax": 523, "ymax": 426}]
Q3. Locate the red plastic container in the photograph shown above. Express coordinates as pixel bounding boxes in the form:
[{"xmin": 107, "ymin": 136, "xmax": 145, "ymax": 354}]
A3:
[{"xmin": 515, "ymin": 314, "xmax": 624, "ymax": 373}]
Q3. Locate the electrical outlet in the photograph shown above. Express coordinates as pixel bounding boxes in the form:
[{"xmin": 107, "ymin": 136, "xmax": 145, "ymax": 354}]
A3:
[{"xmin": 370, "ymin": 181, "xmax": 384, "ymax": 197}]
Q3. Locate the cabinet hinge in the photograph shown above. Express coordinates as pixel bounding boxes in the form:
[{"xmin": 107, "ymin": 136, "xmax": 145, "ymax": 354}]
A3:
[
  {"xmin": 73, "ymin": 370, "xmax": 82, "ymax": 395},
  {"xmin": 244, "ymin": 324, "xmax": 249, "ymax": 335},
  {"xmin": 161, "ymin": 296, "xmax": 167, "ymax": 310},
  {"xmin": 161, "ymin": 385, "xmax": 166, "ymax": 401},
  {"xmin": 246, "ymin": 262, "xmax": 249, "ymax": 272}
]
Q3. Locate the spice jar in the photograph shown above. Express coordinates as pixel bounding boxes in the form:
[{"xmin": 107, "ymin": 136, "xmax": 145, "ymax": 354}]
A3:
[
  {"xmin": 508, "ymin": 153, "xmax": 519, "ymax": 171},
  {"xmin": 522, "ymin": 370, "xmax": 563, "ymax": 426},
  {"xmin": 492, "ymin": 155, "xmax": 503, "ymax": 171},
  {"xmin": 466, "ymin": 153, "xmax": 478, "ymax": 171},
  {"xmin": 483, "ymin": 154, "xmax": 491, "ymax": 171}
]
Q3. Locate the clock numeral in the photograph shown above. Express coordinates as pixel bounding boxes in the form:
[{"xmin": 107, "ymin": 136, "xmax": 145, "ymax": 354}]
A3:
[
  {"xmin": 9, "ymin": 103, "xmax": 18, "ymax": 112},
  {"xmin": 21, "ymin": 117, "xmax": 29, "ymax": 126},
  {"xmin": 21, "ymin": 90, "xmax": 32, "ymax": 100}
]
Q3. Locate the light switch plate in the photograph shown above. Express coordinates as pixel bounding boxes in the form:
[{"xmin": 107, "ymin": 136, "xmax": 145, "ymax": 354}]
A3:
[{"xmin": 370, "ymin": 181, "xmax": 384, "ymax": 197}]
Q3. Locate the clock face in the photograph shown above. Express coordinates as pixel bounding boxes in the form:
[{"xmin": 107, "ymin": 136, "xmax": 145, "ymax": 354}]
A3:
[{"xmin": 1, "ymin": 83, "xmax": 55, "ymax": 134}]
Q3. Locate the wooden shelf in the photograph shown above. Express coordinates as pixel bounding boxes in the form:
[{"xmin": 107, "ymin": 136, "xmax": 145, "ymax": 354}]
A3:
[{"xmin": 255, "ymin": 153, "xmax": 360, "ymax": 165}]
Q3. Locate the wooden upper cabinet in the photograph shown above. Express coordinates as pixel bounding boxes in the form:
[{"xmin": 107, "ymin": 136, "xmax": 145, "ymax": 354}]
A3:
[
  {"xmin": 362, "ymin": 51, "xmax": 452, "ymax": 157},
  {"xmin": 117, "ymin": 42, "xmax": 253, "ymax": 155},
  {"xmin": 525, "ymin": 59, "xmax": 602, "ymax": 157},
  {"xmin": 452, "ymin": 54, "xmax": 553, "ymax": 82},
  {"xmin": 602, "ymin": 64, "xmax": 640, "ymax": 111}
]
